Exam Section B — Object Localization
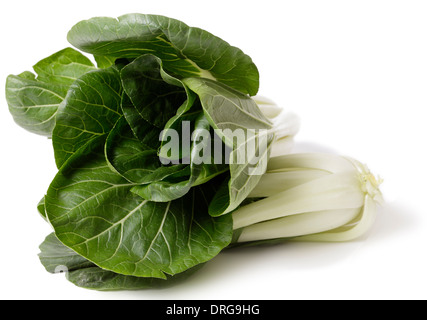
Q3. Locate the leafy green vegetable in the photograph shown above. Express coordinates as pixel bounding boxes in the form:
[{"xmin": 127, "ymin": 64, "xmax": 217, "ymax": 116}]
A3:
[{"xmin": 9, "ymin": 13, "xmax": 375, "ymax": 293}]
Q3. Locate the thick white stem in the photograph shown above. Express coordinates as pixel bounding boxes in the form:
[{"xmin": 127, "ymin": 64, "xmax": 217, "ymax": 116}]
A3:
[
  {"xmin": 253, "ymin": 95, "xmax": 300, "ymax": 158},
  {"xmin": 267, "ymin": 153, "xmax": 356, "ymax": 174},
  {"xmin": 292, "ymin": 195, "xmax": 378, "ymax": 242},
  {"xmin": 269, "ymin": 110, "xmax": 301, "ymax": 141},
  {"xmin": 254, "ymin": 96, "xmax": 283, "ymax": 119},
  {"xmin": 248, "ymin": 168, "xmax": 329, "ymax": 198},
  {"xmin": 236, "ymin": 207, "xmax": 362, "ymax": 243},
  {"xmin": 270, "ymin": 136, "xmax": 296, "ymax": 158},
  {"xmin": 232, "ymin": 171, "xmax": 364, "ymax": 229}
]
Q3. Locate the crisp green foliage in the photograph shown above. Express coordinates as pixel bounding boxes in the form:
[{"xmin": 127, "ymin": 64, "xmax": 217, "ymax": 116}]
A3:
[{"xmin": 7, "ymin": 14, "xmax": 275, "ymax": 290}]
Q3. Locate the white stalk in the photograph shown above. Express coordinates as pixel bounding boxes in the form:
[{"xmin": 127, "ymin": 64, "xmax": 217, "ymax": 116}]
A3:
[
  {"xmin": 248, "ymin": 169, "xmax": 329, "ymax": 198},
  {"xmin": 237, "ymin": 207, "xmax": 361, "ymax": 243},
  {"xmin": 266, "ymin": 153, "xmax": 356, "ymax": 173},
  {"xmin": 254, "ymin": 96, "xmax": 284, "ymax": 119},
  {"xmin": 233, "ymin": 171, "xmax": 364, "ymax": 229},
  {"xmin": 232, "ymin": 153, "xmax": 383, "ymax": 243},
  {"xmin": 293, "ymin": 195, "xmax": 378, "ymax": 242},
  {"xmin": 270, "ymin": 136, "xmax": 296, "ymax": 158},
  {"xmin": 254, "ymin": 95, "xmax": 301, "ymax": 158}
]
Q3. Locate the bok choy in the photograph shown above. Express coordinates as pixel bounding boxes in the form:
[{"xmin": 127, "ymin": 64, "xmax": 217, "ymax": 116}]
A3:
[{"xmin": 5, "ymin": 13, "xmax": 382, "ymax": 291}]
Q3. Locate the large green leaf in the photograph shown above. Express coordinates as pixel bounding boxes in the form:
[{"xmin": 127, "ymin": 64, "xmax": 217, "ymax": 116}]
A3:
[
  {"xmin": 6, "ymin": 48, "xmax": 96, "ymax": 136},
  {"xmin": 38, "ymin": 233, "xmax": 204, "ymax": 291},
  {"xmin": 52, "ymin": 65, "xmax": 122, "ymax": 168},
  {"xmin": 67, "ymin": 14, "xmax": 259, "ymax": 95},
  {"xmin": 45, "ymin": 138, "xmax": 233, "ymax": 279},
  {"xmin": 183, "ymin": 78, "xmax": 275, "ymax": 216}
]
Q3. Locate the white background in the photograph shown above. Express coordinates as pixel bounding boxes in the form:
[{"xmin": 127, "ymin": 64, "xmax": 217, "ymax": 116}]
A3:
[{"xmin": 0, "ymin": 0, "xmax": 426, "ymax": 300}]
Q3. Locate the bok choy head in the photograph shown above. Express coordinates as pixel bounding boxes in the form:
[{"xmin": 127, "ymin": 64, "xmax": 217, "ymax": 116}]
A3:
[{"xmin": 5, "ymin": 13, "xmax": 382, "ymax": 291}]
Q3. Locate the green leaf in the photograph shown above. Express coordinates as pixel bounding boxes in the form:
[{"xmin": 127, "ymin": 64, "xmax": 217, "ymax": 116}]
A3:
[
  {"xmin": 32, "ymin": 48, "xmax": 95, "ymax": 86},
  {"xmin": 67, "ymin": 14, "xmax": 259, "ymax": 95},
  {"xmin": 106, "ymin": 93, "xmax": 191, "ymax": 185},
  {"xmin": 45, "ymin": 138, "xmax": 233, "ymax": 279},
  {"xmin": 157, "ymin": 107, "xmax": 202, "ymax": 161},
  {"xmin": 183, "ymin": 78, "xmax": 275, "ymax": 216},
  {"xmin": 120, "ymin": 54, "xmax": 189, "ymax": 130},
  {"xmin": 132, "ymin": 113, "xmax": 229, "ymax": 202},
  {"xmin": 6, "ymin": 48, "xmax": 96, "ymax": 136},
  {"xmin": 94, "ymin": 55, "xmax": 116, "ymax": 69},
  {"xmin": 38, "ymin": 233, "xmax": 204, "ymax": 291},
  {"xmin": 208, "ymin": 134, "xmax": 274, "ymax": 216},
  {"xmin": 183, "ymin": 78, "xmax": 273, "ymax": 137},
  {"xmin": 52, "ymin": 65, "xmax": 122, "ymax": 168},
  {"xmin": 37, "ymin": 197, "xmax": 47, "ymax": 220},
  {"xmin": 120, "ymin": 54, "xmax": 201, "ymax": 161},
  {"xmin": 66, "ymin": 265, "xmax": 204, "ymax": 291},
  {"xmin": 105, "ymin": 116, "xmax": 187, "ymax": 184},
  {"xmin": 120, "ymin": 92, "xmax": 162, "ymax": 150},
  {"xmin": 38, "ymin": 233, "xmax": 94, "ymax": 273}
]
